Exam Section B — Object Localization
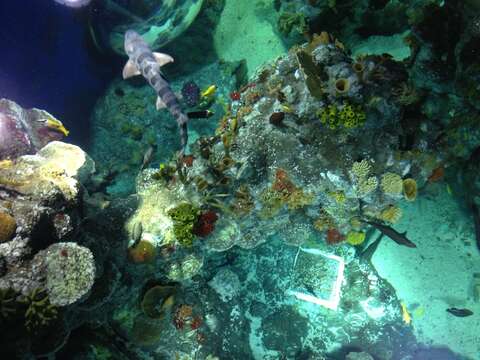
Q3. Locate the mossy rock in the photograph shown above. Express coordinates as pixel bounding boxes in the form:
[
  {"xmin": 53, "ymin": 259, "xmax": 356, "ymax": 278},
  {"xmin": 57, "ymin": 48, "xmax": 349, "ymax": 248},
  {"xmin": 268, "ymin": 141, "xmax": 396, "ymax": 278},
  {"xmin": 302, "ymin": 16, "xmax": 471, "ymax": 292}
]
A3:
[{"xmin": 0, "ymin": 211, "xmax": 16, "ymax": 243}]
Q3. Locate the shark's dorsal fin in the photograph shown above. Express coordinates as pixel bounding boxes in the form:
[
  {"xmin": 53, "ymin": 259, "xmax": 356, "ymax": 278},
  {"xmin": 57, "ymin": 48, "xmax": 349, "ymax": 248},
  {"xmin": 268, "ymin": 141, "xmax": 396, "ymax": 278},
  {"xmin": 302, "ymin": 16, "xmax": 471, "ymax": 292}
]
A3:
[
  {"xmin": 156, "ymin": 96, "xmax": 167, "ymax": 110},
  {"xmin": 122, "ymin": 60, "xmax": 141, "ymax": 79},
  {"xmin": 153, "ymin": 52, "xmax": 174, "ymax": 67}
]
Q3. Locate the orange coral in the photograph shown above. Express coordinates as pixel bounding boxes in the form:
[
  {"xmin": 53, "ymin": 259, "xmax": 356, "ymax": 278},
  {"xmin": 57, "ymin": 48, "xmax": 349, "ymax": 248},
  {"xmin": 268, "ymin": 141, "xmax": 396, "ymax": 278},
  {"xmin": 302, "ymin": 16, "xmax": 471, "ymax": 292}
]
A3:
[
  {"xmin": 173, "ymin": 304, "xmax": 193, "ymax": 329},
  {"xmin": 0, "ymin": 211, "xmax": 16, "ymax": 243},
  {"xmin": 272, "ymin": 168, "xmax": 296, "ymax": 197},
  {"xmin": 128, "ymin": 240, "xmax": 156, "ymax": 263},
  {"xmin": 428, "ymin": 166, "xmax": 444, "ymax": 182}
]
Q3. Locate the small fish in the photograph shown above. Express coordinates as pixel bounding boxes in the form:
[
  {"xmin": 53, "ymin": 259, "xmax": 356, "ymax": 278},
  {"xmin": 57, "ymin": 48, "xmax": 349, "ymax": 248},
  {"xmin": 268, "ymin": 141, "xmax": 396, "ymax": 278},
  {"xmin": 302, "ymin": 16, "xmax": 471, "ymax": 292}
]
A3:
[
  {"xmin": 187, "ymin": 110, "xmax": 214, "ymax": 119},
  {"xmin": 446, "ymin": 308, "xmax": 473, "ymax": 317},
  {"xmin": 361, "ymin": 219, "xmax": 417, "ymax": 248},
  {"xmin": 131, "ymin": 221, "xmax": 143, "ymax": 247},
  {"xmin": 281, "ymin": 104, "xmax": 294, "ymax": 113},
  {"xmin": 201, "ymin": 85, "xmax": 216, "ymax": 98},
  {"xmin": 401, "ymin": 302, "xmax": 412, "ymax": 325},
  {"xmin": 140, "ymin": 145, "xmax": 155, "ymax": 170},
  {"xmin": 446, "ymin": 183, "xmax": 452, "ymax": 195}
]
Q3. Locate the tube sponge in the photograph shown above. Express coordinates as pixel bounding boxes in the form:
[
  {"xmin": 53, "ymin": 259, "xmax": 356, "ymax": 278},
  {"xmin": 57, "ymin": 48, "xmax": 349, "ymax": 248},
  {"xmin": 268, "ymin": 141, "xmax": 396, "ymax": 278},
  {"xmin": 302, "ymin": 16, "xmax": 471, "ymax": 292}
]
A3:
[
  {"xmin": 45, "ymin": 242, "xmax": 96, "ymax": 306},
  {"xmin": 403, "ymin": 178, "xmax": 418, "ymax": 201}
]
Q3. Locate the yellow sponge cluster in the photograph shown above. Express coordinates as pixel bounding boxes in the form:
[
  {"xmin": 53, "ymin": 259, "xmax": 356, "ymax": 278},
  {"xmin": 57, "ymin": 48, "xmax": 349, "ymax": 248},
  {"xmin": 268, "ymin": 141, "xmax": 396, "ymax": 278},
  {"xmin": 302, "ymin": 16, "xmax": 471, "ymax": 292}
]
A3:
[{"xmin": 318, "ymin": 103, "xmax": 366, "ymax": 129}]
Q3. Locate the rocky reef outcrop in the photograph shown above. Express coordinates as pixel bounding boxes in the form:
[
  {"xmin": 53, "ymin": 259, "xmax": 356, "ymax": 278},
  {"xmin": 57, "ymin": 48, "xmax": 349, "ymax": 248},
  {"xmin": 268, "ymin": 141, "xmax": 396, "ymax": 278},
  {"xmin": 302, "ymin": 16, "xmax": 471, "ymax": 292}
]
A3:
[{"xmin": 0, "ymin": 140, "xmax": 98, "ymax": 357}]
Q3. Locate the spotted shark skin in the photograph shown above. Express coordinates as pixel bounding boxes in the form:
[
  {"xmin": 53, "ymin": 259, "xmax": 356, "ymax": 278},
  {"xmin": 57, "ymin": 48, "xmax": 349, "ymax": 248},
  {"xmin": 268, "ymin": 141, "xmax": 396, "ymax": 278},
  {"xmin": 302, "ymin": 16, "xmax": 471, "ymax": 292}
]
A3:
[{"xmin": 123, "ymin": 30, "xmax": 188, "ymax": 153}]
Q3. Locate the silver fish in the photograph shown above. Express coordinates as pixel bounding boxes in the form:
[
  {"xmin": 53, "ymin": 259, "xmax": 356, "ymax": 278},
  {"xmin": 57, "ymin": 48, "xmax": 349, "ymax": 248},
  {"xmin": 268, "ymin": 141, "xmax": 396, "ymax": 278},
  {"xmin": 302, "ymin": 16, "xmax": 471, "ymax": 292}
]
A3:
[
  {"xmin": 140, "ymin": 145, "xmax": 155, "ymax": 170},
  {"xmin": 123, "ymin": 30, "xmax": 189, "ymax": 154}
]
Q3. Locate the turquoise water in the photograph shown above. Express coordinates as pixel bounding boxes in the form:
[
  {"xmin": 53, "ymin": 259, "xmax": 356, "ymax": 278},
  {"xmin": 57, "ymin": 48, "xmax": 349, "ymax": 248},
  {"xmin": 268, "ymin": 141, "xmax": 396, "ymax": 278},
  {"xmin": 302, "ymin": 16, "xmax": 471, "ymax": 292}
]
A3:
[{"xmin": 0, "ymin": 1, "xmax": 480, "ymax": 359}]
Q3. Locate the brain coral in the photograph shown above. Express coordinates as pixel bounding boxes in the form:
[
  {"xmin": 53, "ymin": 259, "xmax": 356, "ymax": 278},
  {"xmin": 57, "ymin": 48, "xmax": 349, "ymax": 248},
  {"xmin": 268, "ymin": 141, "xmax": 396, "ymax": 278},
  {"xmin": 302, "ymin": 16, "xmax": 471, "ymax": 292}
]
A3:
[
  {"xmin": 45, "ymin": 242, "xmax": 96, "ymax": 306},
  {"xmin": 381, "ymin": 172, "xmax": 403, "ymax": 195}
]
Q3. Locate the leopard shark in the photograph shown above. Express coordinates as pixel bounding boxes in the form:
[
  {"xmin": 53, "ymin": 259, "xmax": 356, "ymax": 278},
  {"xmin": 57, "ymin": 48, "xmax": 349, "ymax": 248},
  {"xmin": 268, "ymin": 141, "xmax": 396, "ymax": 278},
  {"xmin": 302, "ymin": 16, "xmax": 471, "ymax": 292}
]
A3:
[{"xmin": 123, "ymin": 30, "xmax": 189, "ymax": 153}]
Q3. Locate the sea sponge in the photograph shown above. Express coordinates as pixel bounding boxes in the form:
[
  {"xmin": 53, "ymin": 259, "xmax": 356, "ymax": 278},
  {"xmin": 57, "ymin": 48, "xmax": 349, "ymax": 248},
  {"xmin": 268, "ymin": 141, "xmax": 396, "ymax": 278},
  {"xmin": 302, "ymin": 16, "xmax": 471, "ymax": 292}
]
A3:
[
  {"xmin": 403, "ymin": 178, "xmax": 418, "ymax": 201},
  {"xmin": 379, "ymin": 205, "xmax": 402, "ymax": 223},
  {"xmin": 346, "ymin": 231, "xmax": 366, "ymax": 246},
  {"xmin": 128, "ymin": 240, "xmax": 156, "ymax": 263},
  {"xmin": 141, "ymin": 285, "xmax": 176, "ymax": 319},
  {"xmin": 335, "ymin": 78, "xmax": 350, "ymax": 95},
  {"xmin": 381, "ymin": 172, "xmax": 403, "ymax": 195},
  {"xmin": 45, "ymin": 242, "xmax": 96, "ymax": 306},
  {"xmin": 357, "ymin": 176, "xmax": 378, "ymax": 197},
  {"xmin": 0, "ymin": 211, "xmax": 16, "ymax": 243},
  {"xmin": 351, "ymin": 160, "xmax": 372, "ymax": 180}
]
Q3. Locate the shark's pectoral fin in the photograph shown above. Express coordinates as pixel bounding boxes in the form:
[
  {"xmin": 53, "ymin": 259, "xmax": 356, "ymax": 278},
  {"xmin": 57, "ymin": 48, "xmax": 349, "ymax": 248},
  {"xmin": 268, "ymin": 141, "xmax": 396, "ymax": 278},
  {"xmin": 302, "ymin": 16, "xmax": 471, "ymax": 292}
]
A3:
[
  {"xmin": 153, "ymin": 52, "xmax": 174, "ymax": 67},
  {"xmin": 156, "ymin": 96, "xmax": 167, "ymax": 110},
  {"xmin": 122, "ymin": 60, "xmax": 141, "ymax": 79}
]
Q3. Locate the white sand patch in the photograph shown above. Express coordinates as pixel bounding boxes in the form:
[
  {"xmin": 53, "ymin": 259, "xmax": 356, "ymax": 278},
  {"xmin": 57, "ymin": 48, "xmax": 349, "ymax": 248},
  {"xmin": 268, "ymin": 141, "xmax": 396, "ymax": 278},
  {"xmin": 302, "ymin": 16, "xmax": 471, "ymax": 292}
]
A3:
[
  {"xmin": 351, "ymin": 31, "xmax": 411, "ymax": 61},
  {"xmin": 372, "ymin": 185, "xmax": 480, "ymax": 358},
  {"xmin": 213, "ymin": 0, "xmax": 286, "ymax": 78}
]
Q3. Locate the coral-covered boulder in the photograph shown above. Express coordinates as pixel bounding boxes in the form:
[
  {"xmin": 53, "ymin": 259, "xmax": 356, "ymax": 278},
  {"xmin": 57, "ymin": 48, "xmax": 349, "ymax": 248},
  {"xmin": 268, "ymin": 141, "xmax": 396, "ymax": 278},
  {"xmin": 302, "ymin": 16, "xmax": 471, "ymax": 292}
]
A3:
[
  {"xmin": 0, "ymin": 141, "xmax": 95, "ymax": 295},
  {"xmin": 0, "ymin": 99, "xmax": 69, "ymax": 161}
]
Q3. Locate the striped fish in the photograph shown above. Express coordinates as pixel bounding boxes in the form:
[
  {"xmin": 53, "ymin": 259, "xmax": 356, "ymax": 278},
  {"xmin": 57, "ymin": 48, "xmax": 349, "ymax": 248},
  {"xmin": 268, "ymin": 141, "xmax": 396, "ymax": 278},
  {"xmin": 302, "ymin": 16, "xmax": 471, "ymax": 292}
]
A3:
[{"xmin": 123, "ymin": 30, "xmax": 189, "ymax": 153}]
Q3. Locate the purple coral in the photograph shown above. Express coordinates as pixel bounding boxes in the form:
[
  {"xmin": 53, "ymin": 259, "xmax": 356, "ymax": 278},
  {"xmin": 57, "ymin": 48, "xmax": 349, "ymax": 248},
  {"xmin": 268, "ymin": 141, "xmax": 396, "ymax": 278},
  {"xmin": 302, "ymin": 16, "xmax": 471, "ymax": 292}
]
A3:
[{"xmin": 181, "ymin": 81, "xmax": 201, "ymax": 107}]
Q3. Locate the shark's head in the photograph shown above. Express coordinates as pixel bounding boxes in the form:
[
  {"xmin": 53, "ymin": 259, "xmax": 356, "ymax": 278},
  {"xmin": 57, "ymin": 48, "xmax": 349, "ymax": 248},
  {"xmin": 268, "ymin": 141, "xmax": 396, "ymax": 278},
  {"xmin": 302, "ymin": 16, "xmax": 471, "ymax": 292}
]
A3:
[{"xmin": 124, "ymin": 30, "xmax": 144, "ymax": 56}]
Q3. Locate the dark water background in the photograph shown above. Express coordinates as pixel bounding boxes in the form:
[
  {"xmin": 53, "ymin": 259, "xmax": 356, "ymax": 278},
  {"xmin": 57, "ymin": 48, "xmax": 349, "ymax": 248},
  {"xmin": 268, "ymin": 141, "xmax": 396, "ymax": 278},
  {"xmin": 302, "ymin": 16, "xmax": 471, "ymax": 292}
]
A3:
[{"xmin": 0, "ymin": 0, "xmax": 117, "ymax": 149}]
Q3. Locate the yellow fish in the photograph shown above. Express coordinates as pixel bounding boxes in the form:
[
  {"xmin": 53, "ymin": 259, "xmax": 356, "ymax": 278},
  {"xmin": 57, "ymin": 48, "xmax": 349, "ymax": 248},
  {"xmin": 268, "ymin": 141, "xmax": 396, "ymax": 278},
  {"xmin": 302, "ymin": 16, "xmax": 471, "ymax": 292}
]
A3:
[
  {"xmin": 401, "ymin": 302, "xmax": 412, "ymax": 325},
  {"xmin": 281, "ymin": 104, "xmax": 294, "ymax": 113},
  {"xmin": 413, "ymin": 306, "xmax": 425, "ymax": 318},
  {"xmin": 446, "ymin": 183, "xmax": 452, "ymax": 195},
  {"xmin": 201, "ymin": 85, "xmax": 216, "ymax": 97},
  {"xmin": 46, "ymin": 115, "xmax": 69, "ymax": 136}
]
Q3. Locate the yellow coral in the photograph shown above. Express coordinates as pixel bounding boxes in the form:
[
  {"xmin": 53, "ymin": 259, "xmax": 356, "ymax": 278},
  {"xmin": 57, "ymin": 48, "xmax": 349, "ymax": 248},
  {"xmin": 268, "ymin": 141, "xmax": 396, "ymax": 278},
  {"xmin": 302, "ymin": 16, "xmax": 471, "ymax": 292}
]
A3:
[
  {"xmin": 313, "ymin": 210, "xmax": 335, "ymax": 231},
  {"xmin": 328, "ymin": 191, "xmax": 346, "ymax": 204},
  {"xmin": 346, "ymin": 231, "xmax": 366, "ymax": 246},
  {"xmin": 357, "ymin": 176, "xmax": 378, "ymax": 197},
  {"xmin": 403, "ymin": 178, "xmax": 417, "ymax": 201},
  {"xmin": 287, "ymin": 189, "xmax": 314, "ymax": 210},
  {"xmin": 352, "ymin": 160, "xmax": 372, "ymax": 180},
  {"xmin": 379, "ymin": 205, "xmax": 402, "ymax": 223},
  {"xmin": 381, "ymin": 172, "xmax": 403, "ymax": 195}
]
